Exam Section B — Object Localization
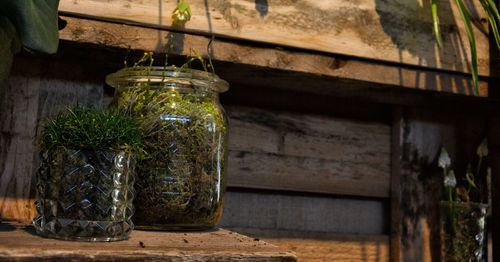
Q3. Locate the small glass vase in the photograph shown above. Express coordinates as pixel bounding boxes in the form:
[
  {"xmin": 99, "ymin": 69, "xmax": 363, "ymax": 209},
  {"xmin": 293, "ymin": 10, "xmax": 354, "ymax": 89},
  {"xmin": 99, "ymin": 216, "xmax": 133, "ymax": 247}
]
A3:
[
  {"xmin": 33, "ymin": 148, "xmax": 136, "ymax": 241},
  {"xmin": 440, "ymin": 201, "xmax": 488, "ymax": 261},
  {"xmin": 106, "ymin": 67, "xmax": 229, "ymax": 230}
]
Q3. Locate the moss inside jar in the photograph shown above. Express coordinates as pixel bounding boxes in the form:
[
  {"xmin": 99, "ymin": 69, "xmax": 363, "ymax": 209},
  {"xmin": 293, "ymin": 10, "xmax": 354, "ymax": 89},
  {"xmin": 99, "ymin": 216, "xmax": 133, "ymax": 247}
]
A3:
[
  {"xmin": 107, "ymin": 66, "xmax": 229, "ymax": 230},
  {"xmin": 34, "ymin": 107, "xmax": 142, "ymax": 241}
]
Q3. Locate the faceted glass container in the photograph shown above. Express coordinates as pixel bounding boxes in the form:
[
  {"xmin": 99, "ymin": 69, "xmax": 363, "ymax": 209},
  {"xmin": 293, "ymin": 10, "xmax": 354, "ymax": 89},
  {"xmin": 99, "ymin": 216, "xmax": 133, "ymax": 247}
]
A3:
[
  {"xmin": 106, "ymin": 67, "xmax": 229, "ymax": 230},
  {"xmin": 33, "ymin": 148, "xmax": 136, "ymax": 241},
  {"xmin": 440, "ymin": 201, "xmax": 488, "ymax": 261}
]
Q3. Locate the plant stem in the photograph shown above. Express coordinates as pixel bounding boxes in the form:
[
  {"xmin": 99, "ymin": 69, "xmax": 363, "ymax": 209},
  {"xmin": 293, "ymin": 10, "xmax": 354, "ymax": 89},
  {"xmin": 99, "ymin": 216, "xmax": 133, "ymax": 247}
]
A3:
[
  {"xmin": 448, "ymin": 187, "xmax": 453, "ymax": 202},
  {"xmin": 476, "ymin": 155, "xmax": 483, "ymax": 180}
]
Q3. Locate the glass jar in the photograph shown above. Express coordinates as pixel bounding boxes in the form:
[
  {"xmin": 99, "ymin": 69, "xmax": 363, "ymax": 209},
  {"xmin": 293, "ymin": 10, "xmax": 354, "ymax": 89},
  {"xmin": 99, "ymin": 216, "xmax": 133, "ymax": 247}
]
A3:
[
  {"xmin": 106, "ymin": 67, "xmax": 229, "ymax": 230},
  {"xmin": 440, "ymin": 201, "xmax": 488, "ymax": 261},
  {"xmin": 33, "ymin": 148, "xmax": 136, "ymax": 241}
]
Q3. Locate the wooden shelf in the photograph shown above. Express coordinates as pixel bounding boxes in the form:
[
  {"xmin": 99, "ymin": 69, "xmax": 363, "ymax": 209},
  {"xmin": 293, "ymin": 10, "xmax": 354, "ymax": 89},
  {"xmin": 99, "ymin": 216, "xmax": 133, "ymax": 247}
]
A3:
[
  {"xmin": 58, "ymin": 0, "xmax": 490, "ymax": 77},
  {"xmin": 0, "ymin": 222, "xmax": 296, "ymax": 261}
]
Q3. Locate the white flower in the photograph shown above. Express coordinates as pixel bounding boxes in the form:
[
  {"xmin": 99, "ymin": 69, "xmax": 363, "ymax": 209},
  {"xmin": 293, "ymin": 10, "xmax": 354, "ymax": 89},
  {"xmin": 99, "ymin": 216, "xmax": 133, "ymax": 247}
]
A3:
[
  {"xmin": 477, "ymin": 139, "xmax": 488, "ymax": 157},
  {"xmin": 444, "ymin": 170, "xmax": 457, "ymax": 188},
  {"xmin": 438, "ymin": 148, "xmax": 451, "ymax": 169}
]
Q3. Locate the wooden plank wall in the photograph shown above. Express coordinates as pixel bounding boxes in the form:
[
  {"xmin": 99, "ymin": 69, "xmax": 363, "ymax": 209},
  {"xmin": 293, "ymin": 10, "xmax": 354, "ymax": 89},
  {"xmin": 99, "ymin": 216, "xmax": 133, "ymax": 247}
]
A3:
[
  {"xmin": 58, "ymin": 0, "xmax": 490, "ymax": 76},
  {"xmin": 0, "ymin": 13, "xmax": 496, "ymax": 260},
  {"xmin": 0, "ymin": 59, "xmax": 104, "ymax": 221},
  {"xmin": 0, "ymin": 49, "xmax": 391, "ymax": 261}
]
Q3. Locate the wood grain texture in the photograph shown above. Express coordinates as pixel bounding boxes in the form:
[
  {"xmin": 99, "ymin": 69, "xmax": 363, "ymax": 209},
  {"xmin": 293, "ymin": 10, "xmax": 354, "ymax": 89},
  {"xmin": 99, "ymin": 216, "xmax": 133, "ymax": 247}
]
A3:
[
  {"xmin": 390, "ymin": 107, "xmax": 402, "ymax": 262},
  {"xmin": 226, "ymin": 106, "xmax": 391, "ymax": 198},
  {"xmin": 58, "ymin": 0, "xmax": 490, "ymax": 76},
  {"xmin": 59, "ymin": 16, "xmax": 489, "ymax": 97},
  {"xmin": 228, "ymin": 228, "xmax": 389, "ymax": 261},
  {"xmin": 0, "ymin": 59, "xmax": 103, "ymax": 223},
  {"xmin": 220, "ymin": 191, "xmax": 387, "ymax": 235},
  {"xmin": 263, "ymin": 237, "xmax": 388, "ymax": 262},
  {"xmin": 0, "ymin": 222, "xmax": 296, "ymax": 262}
]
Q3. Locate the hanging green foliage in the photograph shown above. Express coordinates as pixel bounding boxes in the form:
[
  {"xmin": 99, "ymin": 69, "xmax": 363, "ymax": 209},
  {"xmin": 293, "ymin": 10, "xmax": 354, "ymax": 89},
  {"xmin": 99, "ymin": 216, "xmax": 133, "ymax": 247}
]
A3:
[{"xmin": 431, "ymin": 0, "xmax": 500, "ymax": 95}]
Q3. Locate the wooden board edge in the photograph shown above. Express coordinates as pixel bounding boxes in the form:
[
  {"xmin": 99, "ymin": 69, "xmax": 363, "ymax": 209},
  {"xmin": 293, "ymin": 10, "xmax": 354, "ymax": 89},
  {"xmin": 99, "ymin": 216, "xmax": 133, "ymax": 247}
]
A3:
[{"xmin": 57, "ymin": 15, "xmax": 489, "ymax": 97}]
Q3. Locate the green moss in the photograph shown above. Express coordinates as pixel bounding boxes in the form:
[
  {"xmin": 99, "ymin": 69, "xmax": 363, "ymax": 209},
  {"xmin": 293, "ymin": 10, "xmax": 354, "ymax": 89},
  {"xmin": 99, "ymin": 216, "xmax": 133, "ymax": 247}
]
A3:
[
  {"xmin": 41, "ymin": 107, "xmax": 142, "ymax": 151},
  {"xmin": 117, "ymin": 83, "xmax": 227, "ymax": 228}
]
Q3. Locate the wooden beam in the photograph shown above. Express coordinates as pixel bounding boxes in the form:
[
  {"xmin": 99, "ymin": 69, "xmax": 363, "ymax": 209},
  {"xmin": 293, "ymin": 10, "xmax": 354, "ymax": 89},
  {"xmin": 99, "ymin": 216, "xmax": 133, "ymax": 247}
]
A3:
[
  {"xmin": 58, "ymin": 0, "xmax": 490, "ymax": 76},
  {"xmin": 58, "ymin": 16, "xmax": 489, "ymax": 97},
  {"xmin": 390, "ymin": 106, "xmax": 402, "ymax": 262},
  {"xmin": 0, "ymin": 222, "xmax": 297, "ymax": 262}
]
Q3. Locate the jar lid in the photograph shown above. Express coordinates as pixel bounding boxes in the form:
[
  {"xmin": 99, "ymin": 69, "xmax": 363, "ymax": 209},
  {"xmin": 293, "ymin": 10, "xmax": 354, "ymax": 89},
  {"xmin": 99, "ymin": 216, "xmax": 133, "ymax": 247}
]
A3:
[{"xmin": 106, "ymin": 66, "xmax": 229, "ymax": 93}]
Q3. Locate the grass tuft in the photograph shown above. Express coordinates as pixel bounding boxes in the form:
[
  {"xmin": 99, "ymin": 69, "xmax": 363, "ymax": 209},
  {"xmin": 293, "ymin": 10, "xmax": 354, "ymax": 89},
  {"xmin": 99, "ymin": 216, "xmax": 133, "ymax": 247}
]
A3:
[{"xmin": 41, "ymin": 107, "xmax": 142, "ymax": 150}]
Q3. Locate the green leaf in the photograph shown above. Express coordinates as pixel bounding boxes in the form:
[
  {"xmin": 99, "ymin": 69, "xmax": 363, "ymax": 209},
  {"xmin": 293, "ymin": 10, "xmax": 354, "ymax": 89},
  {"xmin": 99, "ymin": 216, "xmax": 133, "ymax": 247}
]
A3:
[
  {"xmin": 480, "ymin": 0, "xmax": 500, "ymax": 49},
  {"xmin": 431, "ymin": 0, "xmax": 443, "ymax": 47},
  {"xmin": 455, "ymin": 0, "xmax": 479, "ymax": 95},
  {"xmin": 0, "ymin": 16, "xmax": 21, "ymax": 90},
  {"xmin": 0, "ymin": 0, "xmax": 60, "ymax": 54},
  {"xmin": 487, "ymin": 0, "xmax": 500, "ymax": 26},
  {"xmin": 479, "ymin": 0, "xmax": 500, "ymax": 48}
]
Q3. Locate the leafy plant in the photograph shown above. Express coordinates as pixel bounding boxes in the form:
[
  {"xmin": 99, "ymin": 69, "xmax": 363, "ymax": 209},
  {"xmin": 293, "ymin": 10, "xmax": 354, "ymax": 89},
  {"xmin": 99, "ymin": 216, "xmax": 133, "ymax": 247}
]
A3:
[
  {"xmin": 432, "ymin": 0, "xmax": 500, "ymax": 94},
  {"xmin": 0, "ymin": 0, "xmax": 59, "ymax": 92},
  {"xmin": 438, "ymin": 140, "xmax": 489, "ymax": 261},
  {"xmin": 41, "ymin": 107, "xmax": 142, "ymax": 151}
]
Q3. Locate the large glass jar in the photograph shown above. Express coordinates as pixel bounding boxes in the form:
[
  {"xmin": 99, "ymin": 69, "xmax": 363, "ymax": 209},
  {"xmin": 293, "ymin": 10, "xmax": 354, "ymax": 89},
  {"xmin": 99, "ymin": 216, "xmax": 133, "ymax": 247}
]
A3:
[{"xmin": 106, "ymin": 67, "xmax": 229, "ymax": 230}]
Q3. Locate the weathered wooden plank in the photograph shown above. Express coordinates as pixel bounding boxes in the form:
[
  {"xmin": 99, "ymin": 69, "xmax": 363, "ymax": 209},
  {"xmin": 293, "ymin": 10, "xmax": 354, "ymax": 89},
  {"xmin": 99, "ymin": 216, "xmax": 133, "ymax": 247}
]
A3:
[
  {"xmin": 220, "ymin": 191, "xmax": 387, "ymax": 235},
  {"xmin": 0, "ymin": 59, "xmax": 103, "ymax": 223},
  {"xmin": 0, "ymin": 72, "xmax": 41, "ymax": 223},
  {"xmin": 226, "ymin": 106, "xmax": 391, "ymax": 197},
  {"xmin": 58, "ymin": 0, "xmax": 490, "ymax": 76},
  {"xmin": 228, "ymin": 152, "xmax": 390, "ymax": 198},
  {"xmin": 390, "ymin": 107, "xmax": 402, "ymax": 262},
  {"xmin": 59, "ymin": 16, "xmax": 489, "ymax": 97},
  {"xmin": 228, "ymin": 228, "xmax": 390, "ymax": 262},
  {"xmin": 0, "ymin": 222, "xmax": 296, "ymax": 262},
  {"xmin": 263, "ymin": 237, "xmax": 389, "ymax": 262}
]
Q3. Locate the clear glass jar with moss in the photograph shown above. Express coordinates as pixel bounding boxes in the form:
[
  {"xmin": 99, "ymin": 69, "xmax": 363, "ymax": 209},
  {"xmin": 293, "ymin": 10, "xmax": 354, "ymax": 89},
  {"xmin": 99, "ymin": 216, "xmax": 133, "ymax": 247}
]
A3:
[{"xmin": 107, "ymin": 67, "xmax": 229, "ymax": 230}]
